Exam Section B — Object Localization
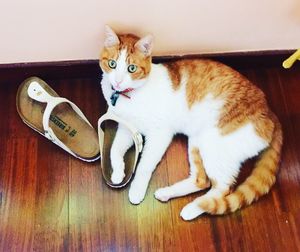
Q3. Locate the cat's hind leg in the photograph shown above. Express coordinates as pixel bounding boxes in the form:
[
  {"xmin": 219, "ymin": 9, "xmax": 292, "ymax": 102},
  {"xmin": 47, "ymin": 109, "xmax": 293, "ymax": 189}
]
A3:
[
  {"xmin": 154, "ymin": 141, "xmax": 210, "ymax": 202},
  {"xmin": 180, "ymin": 123, "xmax": 269, "ymax": 220},
  {"xmin": 180, "ymin": 182, "xmax": 231, "ymax": 220},
  {"xmin": 180, "ymin": 138, "xmax": 239, "ymax": 220}
]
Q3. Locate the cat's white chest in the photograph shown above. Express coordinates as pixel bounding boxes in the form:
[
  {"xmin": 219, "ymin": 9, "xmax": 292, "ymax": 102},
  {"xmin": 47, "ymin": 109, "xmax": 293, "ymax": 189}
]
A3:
[{"xmin": 101, "ymin": 64, "xmax": 178, "ymax": 134}]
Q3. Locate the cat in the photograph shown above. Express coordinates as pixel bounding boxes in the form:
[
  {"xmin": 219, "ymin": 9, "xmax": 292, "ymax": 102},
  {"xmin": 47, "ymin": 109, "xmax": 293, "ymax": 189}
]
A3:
[{"xmin": 99, "ymin": 25, "xmax": 283, "ymax": 220}]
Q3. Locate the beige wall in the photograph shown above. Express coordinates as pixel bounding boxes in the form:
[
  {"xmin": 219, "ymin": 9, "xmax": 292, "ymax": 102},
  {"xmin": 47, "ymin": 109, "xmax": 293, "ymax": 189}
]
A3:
[{"xmin": 1, "ymin": 0, "xmax": 300, "ymax": 64}]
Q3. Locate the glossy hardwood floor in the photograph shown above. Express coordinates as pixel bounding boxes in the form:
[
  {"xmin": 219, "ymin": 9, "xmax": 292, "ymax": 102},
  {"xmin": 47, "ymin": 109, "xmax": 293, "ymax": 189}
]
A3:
[{"xmin": 0, "ymin": 63, "xmax": 300, "ymax": 251}]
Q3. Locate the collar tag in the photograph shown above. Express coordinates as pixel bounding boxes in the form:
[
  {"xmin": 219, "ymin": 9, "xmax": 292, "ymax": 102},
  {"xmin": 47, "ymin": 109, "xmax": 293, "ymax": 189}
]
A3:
[{"xmin": 110, "ymin": 91, "xmax": 120, "ymax": 106}]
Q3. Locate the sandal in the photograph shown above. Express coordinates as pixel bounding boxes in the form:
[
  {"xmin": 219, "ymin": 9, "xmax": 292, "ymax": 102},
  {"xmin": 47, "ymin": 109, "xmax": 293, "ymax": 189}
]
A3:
[
  {"xmin": 98, "ymin": 110, "xmax": 143, "ymax": 188},
  {"xmin": 16, "ymin": 77, "xmax": 100, "ymax": 162}
]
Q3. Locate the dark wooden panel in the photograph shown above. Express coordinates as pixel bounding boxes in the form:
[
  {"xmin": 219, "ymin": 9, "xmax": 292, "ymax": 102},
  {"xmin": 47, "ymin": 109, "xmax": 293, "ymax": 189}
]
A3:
[
  {"xmin": 0, "ymin": 50, "xmax": 295, "ymax": 83},
  {"xmin": 0, "ymin": 61, "xmax": 101, "ymax": 84}
]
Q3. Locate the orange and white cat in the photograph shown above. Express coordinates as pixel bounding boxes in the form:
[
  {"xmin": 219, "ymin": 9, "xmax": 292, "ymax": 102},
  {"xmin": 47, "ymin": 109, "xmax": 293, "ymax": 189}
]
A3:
[{"xmin": 99, "ymin": 25, "xmax": 282, "ymax": 220}]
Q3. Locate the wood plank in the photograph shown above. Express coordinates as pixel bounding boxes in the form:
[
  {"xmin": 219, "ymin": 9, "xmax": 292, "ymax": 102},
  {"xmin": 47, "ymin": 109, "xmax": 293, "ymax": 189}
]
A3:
[
  {"xmin": 166, "ymin": 136, "xmax": 216, "ymax": 252},
  {"xmin": 0, "ymin": 138, "xmax": 37, "ymax": 251},
  {"xmin": 68, "ymin": 159, "xmax": 103, "ymax": 251},
  {"xmin": 31, "ymin": 136, "xmax": 70, "ymax": 251},
  {"xmin": 135, "ymin": 145, "xmax": 174, "ymax": 251}
]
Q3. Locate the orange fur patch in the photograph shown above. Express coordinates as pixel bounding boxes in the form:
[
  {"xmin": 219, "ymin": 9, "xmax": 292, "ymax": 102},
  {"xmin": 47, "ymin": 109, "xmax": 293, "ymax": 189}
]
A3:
[
  {"xmin": 163, "ymin": 61, "xmax": 182, "ymax": 90},
  {"xmin": 199, "ymin": 190, "xmax": 231, "ymax": 214},
  {"xmin": 162, "ymin": 59, "xmax": 275, "ymax": 143},
  {"xmin": 191, "ymin": 148, "xmax": 210, "ymax": 189}
]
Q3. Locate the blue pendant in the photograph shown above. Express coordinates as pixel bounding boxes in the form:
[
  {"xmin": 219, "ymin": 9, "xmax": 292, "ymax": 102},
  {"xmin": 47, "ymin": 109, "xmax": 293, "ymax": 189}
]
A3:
[{"xmin": 110, "ymin": 91, "xmax": 120, "ymax": 106}]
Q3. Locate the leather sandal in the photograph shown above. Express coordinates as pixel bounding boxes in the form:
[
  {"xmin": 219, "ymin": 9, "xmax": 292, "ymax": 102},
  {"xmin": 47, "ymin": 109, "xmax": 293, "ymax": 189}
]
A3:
[{"xmin": 16, "ymin": 77, "xmax": 100, "ymax": 162}]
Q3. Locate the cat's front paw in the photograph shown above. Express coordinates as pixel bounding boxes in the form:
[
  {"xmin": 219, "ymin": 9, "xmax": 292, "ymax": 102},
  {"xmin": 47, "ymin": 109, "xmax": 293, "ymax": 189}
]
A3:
[
  {"xmin": 111, "ymin": 170, "xmax": 125, "ymax": 184},
  {"xmin": 128, "ymin": 180, "xmax": 148, "ymax": 205},
  {"xmin": 180, "ymin": 202, "xmax": 205, "ymax": 221},
  {"xmin": 111, "ymin": 157, "xmax": 125, "ymax": 184},
  {"xmin": 154, "ymin": 187, "xmax": 172, "ymax": 202}
]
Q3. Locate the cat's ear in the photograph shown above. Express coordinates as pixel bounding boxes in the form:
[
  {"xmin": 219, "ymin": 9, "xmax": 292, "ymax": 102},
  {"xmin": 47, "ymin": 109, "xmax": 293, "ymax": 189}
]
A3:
[
  {"xmin": 134, "ymin": 35, "xmax": 154, "ymax": 56},
  {"xmin": 104, "ymin": 25, "xmax": 120, "ymax": 47}
]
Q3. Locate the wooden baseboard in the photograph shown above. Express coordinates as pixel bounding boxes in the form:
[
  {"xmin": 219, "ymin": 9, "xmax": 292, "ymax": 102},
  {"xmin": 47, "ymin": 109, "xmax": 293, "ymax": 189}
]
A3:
[
  {"xmin": 0, "ymin": 50, "xmax": 295, "ymax": 83},
  {"xmin": 0, "ymin": 60, "xmax": 100, "ymax": 83}
]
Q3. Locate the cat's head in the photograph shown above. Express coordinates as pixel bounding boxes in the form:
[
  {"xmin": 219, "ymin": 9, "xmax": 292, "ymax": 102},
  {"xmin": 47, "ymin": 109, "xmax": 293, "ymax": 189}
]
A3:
[{"xmin": 99, "ymin": 25, "xmax": 153, "ymax": 91}]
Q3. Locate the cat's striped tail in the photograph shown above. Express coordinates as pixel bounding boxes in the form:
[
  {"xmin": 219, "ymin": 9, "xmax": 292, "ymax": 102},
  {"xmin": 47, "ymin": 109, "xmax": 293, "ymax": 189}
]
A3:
[{"xmin": 199, "ymin": 115, "xmax": 283, "ymax": 215}]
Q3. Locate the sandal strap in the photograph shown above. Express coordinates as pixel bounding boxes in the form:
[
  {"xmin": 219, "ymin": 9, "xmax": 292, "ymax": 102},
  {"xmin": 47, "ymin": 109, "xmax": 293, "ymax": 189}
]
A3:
[{"xmin": 27, "ymin": 81, "xmax": 99, "ymax": 162}]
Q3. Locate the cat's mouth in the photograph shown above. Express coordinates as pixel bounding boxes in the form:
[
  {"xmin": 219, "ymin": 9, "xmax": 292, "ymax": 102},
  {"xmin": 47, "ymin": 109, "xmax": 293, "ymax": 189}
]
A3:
[
  {"xmin": 111, "ymin": 85, "xmax": 134, "ymax": 93},
  {"xmin": 111, "ymin": 85, "xmax": 122, "ymax": 92},
  {"xmin": 111, "ymin": 84, "xmax": 130, "ymax": 92}
]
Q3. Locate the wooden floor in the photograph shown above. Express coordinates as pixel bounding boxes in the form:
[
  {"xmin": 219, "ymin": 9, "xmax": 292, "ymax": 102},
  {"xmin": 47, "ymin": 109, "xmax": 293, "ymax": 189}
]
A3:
[{"xmin": 0, "ymin": 63, "xmax": 300, "ymax": 251}]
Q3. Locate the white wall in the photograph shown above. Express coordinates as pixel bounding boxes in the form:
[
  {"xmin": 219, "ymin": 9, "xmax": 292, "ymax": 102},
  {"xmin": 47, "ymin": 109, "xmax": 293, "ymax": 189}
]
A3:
[{"xmin": 0, "ymin": 0, "xmax": 300, "ymax": 64}]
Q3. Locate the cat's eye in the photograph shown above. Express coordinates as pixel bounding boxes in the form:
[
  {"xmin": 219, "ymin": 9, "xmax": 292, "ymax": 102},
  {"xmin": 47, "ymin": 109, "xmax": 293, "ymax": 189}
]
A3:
[
  {"xmin": 108, "ymin": 59, "xmax": 117, "ymax": 69},
  {"xmin": 128, "ymin": 64, "xmax": 137, "ymax": 73}
]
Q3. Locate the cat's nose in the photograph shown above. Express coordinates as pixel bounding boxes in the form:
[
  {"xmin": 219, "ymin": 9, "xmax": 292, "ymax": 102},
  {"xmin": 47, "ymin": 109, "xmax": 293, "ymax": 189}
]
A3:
[{"xmin": 115, "ymin": 80, "xmax": 123, "ymax": 88}]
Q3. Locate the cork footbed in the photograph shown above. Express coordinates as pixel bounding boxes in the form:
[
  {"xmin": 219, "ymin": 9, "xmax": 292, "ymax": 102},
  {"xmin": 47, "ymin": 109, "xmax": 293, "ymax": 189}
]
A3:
[
  {"xmin": 102, "ymin": 120, "xmax": 137, "ymax": 187},
  {"xmin": 16, "ymin": 77, "xmax": 100, "ymax": 160}
]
